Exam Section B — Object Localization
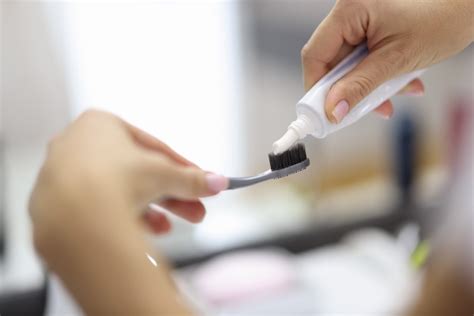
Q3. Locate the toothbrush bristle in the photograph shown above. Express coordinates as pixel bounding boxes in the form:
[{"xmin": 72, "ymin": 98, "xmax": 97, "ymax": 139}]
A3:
[{"xmin": 268, "ymin": 143, "xmax": 307, "ymax": 171}]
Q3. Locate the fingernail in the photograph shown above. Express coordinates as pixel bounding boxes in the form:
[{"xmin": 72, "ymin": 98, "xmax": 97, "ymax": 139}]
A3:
[
  {"xmin": 332, "ymin": 100, "xmax": 349, "ymax": 123},
  {"xmin": 205, "ymin": 174, "xmax": 228, "ymax": 193},
  {"xmin": 404, "ymin": 90, "xmax": 424, "ymax": 97},
  {"xmin": 400, "ymin": 85, "xmax": 424, "ymax": 97}
]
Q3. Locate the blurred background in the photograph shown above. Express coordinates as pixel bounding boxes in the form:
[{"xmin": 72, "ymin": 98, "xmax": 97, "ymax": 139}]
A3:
[{"xmin": 1, "ymin": 0, "xmax": 472, "ymax": 315}]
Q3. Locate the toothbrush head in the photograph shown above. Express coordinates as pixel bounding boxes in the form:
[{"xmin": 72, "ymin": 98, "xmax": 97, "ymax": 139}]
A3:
[
  {"xmin": 268, "ymin": 143, "xmax": 309, "ymax": 175},
  {"xmin": 226, "ymin": 143, "xmax": 309, "ymax": 190}
]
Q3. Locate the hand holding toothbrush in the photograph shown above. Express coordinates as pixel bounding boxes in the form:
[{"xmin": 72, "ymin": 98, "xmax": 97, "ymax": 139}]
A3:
[
  {"xmin": 302, "ymin": 0, "xmax": 474, "ymax": 123},
  {"xmin": 29, "ymin": 110, "xmax": 228, "ymax": 315}
]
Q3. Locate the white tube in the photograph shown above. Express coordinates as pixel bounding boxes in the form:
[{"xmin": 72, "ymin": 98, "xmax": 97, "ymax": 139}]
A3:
[{"xmin": 273, "ymin": 43, "xmax": 426, "ymax": 154}]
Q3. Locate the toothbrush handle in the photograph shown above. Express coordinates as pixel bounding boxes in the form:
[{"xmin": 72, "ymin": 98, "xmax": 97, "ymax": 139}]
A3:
[
  {"xmin": 299, "ymin": 43, "xmax": 426, "ymax": 136},
  {"xmin": 227, "ymin": 159, "xmax": 310, "ymax": 190},
  {"xmin": 227, "ymin": 170, "xmax": 275, "ymax": 190}
]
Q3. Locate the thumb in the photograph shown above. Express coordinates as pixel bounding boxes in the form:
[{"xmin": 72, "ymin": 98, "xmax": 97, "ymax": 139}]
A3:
[
  {"xmin": 325, "ymin": 46, "xmax": 411, "ymax": 123},
  {"xmin": 146, "ymin": 156, "xmax": 228, "ymax": 200}
]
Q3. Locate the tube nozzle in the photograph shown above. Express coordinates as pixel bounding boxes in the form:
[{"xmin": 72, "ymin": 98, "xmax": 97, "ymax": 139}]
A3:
[
  {"xmin": 272, "ymin": 129, "xmax": 299, "ymax": 154},
  {"xmin": 273, "ymin": 115, "xmax": 313, "ymax": 154}
]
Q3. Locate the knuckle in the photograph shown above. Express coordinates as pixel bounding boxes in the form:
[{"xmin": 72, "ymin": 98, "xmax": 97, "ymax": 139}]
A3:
[
  {"xmin": 342, "ymin": 25, "xmax": 364, "ymax": 45},
  {"xmin": 79, "ymin": 109, "xmax": 116, "ymax": 124},
  {"xmin": 335, "ymin": 0, "xmax": 370, "ymax": 39},
  {"xmin": 380, "ymin": 47, "xmax": 411, "ymax": 72},
  {"xmin": 394, "ymin": 50, "xmax": 411, "ymax": 70},
  {"xmin": 338, "ymin": 76, "xmax": 374, "ymax": 101},
  {"xmin": 79, "ymin": 109, "xmax": 101, "ymax": 120},
  {"xmin": 300, "ymin": 44, "xmax": 312, "ymax": 61},
  {"xmin": 353, "ymin": 76, "xmax": 374, "ymax": 96}
]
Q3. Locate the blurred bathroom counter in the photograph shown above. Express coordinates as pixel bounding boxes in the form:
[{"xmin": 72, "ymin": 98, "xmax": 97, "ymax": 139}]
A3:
[
  {"xmin": 174, "ymin": 228, "xmax": 422, "ymax": 316},
  {"xmin": 153, "ymin": 164, "xmax": 447, "ymax": 265}
]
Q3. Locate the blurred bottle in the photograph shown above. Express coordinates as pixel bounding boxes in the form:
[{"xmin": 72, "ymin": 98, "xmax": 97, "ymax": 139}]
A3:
[{"xmin": 393, "ymin": 110, "xmax": 417, "ymax": 207}]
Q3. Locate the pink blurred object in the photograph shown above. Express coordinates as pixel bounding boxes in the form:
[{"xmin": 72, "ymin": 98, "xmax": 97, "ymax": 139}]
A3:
[
  {"xmin": 447, "ymin": 97, "xmax": 473, "ymax": 178},
  {"xmin": 190, "ymin": 249, "xmax": 295, "ymax": 306}
]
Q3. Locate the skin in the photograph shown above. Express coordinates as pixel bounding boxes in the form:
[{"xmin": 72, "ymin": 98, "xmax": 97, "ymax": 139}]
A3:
[
  {"xmin": 408, "ymin": 255, "xmax": 474, "ymax": 316},
  {"xmin": 28, "ymin": 1, "xmax": 474, "ymax": 315},
  {"xmin": 301, "ymin": 0, "xmax": 474, "ymax": 122},
  {"xmin": 29, "ymin": 110, "xmax": 228, "ymax": 315}
]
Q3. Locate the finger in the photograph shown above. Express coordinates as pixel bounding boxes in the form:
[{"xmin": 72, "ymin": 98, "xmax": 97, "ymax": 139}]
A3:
[
  {"xmin": 302, "ymin": 1, "xmax": 369, "ymax": 91},
  {"xmin": 145, "ymin": 155, "xmax": 228, "ymax": 199},
  {"xmin": 373, "ymin": 79, "xmax": 423, "ymax": 119},
  {"xmin": 325, "ymin": 45, "xmax": 413, "ymax": 123},
  {"xmin": 302, "ymin": 14, "xmax": 345, "ymax": 91},
  {"xmin": 373, "ymin": 99, "xmax": 394, "ymax": 119},
  {"xmin": 143, "ymin": 208, "xmax": 172, "ymax": 234},
  {"xmin": 123, "ymin": 121, "xmax": 198, "ymax": 167},
  {"xmin": 158, "ymin": 198, "xmax": 206, "ymax": 223},
  {"xmin": 327, "ymin": 43, "xmax": 357, "ymax": 69},
  {"xmin": 397, "ymin": 78, "xmax": 425, "ymax": 96}
]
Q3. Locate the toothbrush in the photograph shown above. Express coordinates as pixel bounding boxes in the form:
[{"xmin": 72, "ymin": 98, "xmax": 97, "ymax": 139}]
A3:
[
  {"xmin": 273, "ymin": 43, "xmax": 427, "ymax": 154},
  {"xmin": 227, "ymin": 143, "xmax": 309, "ymax": 190}
]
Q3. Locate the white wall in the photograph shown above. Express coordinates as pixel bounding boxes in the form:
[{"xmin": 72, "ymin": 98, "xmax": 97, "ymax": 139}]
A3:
[{"xmin": 1, "ymin": 1, "xmax": 71, "ymax": 292}]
